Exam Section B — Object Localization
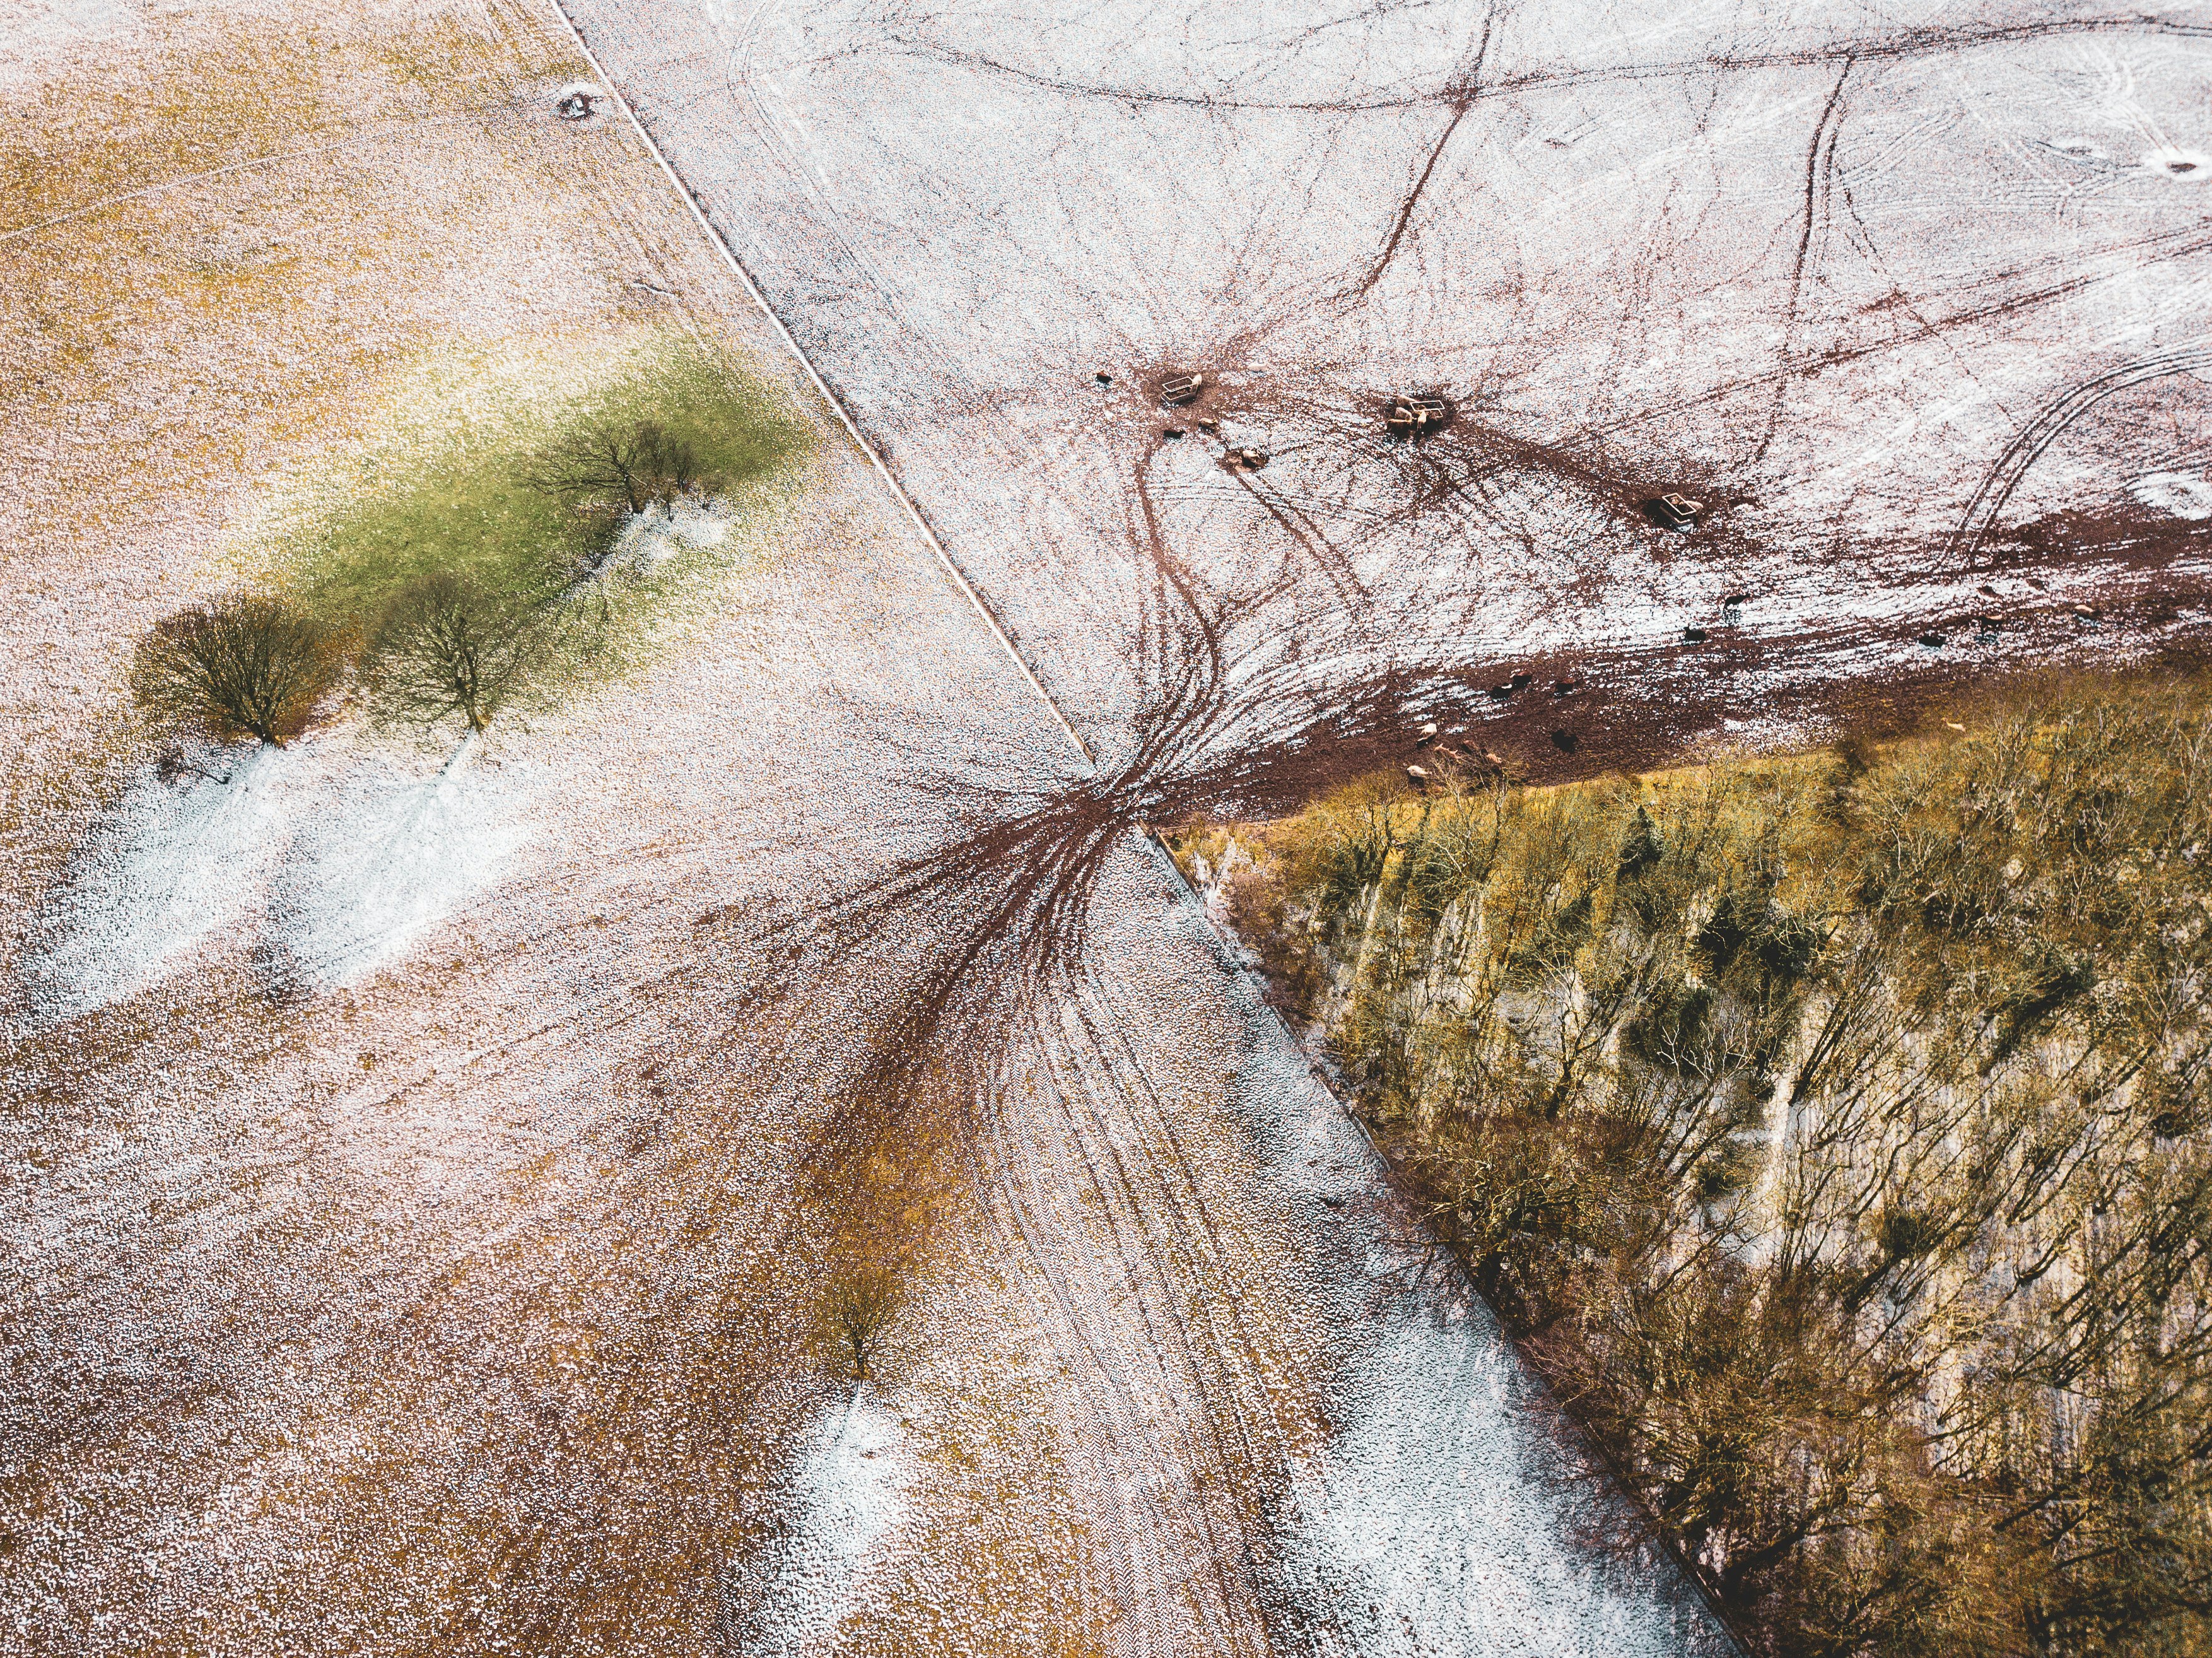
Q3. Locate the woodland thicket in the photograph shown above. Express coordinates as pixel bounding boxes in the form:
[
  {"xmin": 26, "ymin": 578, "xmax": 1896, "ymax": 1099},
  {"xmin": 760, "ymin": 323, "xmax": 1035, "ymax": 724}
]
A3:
[{"xmin": 1196, "ymin": 674, "xmax": 2212, "ymax": 1657}]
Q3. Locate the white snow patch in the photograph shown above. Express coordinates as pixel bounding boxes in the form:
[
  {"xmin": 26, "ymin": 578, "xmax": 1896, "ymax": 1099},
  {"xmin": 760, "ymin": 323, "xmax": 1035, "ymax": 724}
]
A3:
[
  {"xmin": 0, "ymin": 0, "xmax": 141, "ymax": 91},
  {"xmin": 267, "ymin": 745, "xmax": 528, "ymax": 989},
  {"xmin": 1294, "ymin": 1308, "xmax": 1719, "ymax": 1657},
  {"xmin": 26, "ymin": 743, "xmax": 305, "ymax": 1019},
  {"xmin": 588, "ymin": 497, "xmax": 735, "ymax": 579},
  {"xmin": 737, "ymin": 1392, "xmax": 910, "ymax": 1656},
  {"xmin": 2142, "ymin": 147, "xmax": 2212, "ymax": 182},
  {"xmin": 1717, "ymin": 713, "xmax": 1818, "ymax": 752},
  {"xmin": 2129, "ymin": 469, "xmax": 2212, "ymax": 520}
]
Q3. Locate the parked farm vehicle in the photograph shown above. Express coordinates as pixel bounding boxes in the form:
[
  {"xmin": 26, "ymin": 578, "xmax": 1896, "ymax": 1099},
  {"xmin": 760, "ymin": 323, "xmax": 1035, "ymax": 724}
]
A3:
[{"xmin": 1384, "ymin": 393, "xmax": 1449, "ymax": 438}]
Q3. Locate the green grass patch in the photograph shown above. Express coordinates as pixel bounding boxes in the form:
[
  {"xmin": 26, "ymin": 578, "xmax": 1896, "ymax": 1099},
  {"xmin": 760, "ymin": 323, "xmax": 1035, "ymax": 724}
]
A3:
[
  {"xmin": 285, "ymin": 339, "xmax": 809, "ymax": 625},
  {"xmin": 228, "ymin": 334, "xmax": 814, "ymax": 737}
]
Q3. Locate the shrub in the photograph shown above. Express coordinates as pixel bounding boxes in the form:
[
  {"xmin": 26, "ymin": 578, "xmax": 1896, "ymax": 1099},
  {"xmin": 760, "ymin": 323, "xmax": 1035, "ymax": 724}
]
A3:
[
  {"xmin": 365, "ymin": 572, "xmax": 550, "ymax": 734},
  {"xmin": 130, "ymin": 593, "xmax": 346, "ymax": 747}
]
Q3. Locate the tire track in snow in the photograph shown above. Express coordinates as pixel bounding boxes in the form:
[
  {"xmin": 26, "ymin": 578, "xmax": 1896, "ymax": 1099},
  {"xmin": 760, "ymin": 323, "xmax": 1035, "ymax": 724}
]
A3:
[
  {"xmin": 882, "ymin": 16, "xmax": 2212, "ymax": 118},
  {"xmin": 1750, "ymin": 57, "xmax": 1853, "ymax": 466},
  {"xmin": 1033, "ymin": 1069, "xmax": 1265, "ymax": 1652},
  {"xmin": 1949, "ymin": 344, "xmax": 2212, "ymax": 568},
  {"xmin": 961, "ymin": 941, "xmax": 1345, "ymax": 1656},
  {"xmin": 1068, "ymin": 982, "xmax": 1297, "ymax": 1471},
  {"xmin": 964, "ymin": 893, "xmax": 1364, "ymax": 1654},
  {"xmin": 970, "ymin": 1038, "xmax": 1193, "ymax": 1655},
  {"xmin": 1045, "ymin": 989, "xmax": 1286, "ymax": 1640}
]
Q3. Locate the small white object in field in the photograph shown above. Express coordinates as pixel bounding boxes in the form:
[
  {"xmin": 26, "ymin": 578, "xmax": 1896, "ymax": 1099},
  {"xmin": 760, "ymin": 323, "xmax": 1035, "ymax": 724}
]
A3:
[{"xmin": 555, "ymin": 84, "xmax": 604, "ymax": 121}]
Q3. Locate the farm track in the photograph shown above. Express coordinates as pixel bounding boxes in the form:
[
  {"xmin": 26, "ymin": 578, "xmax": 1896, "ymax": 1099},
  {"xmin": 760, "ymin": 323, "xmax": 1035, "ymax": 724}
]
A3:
[
  {"xmin": 1951, "ymin": 345, "xmax": 2212, "ymax": 568},
  {"xmin": 976, "ymin": 1010, "xmax": 1264, "ymax": 1654}
]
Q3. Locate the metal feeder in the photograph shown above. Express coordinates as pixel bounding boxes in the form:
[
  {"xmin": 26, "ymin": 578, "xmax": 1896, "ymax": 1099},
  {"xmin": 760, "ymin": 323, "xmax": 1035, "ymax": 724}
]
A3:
[
  {"xmin": 1160, "ymin": 373, "xmax": 1205, "ymax": 406},
  {"xmin": 1644, "ymin": 493, "xmax": 1704, "ymax": 531},
  {"xmin": 1384, "ymin": 393, "xmax": 1449, "ymax": 439}
]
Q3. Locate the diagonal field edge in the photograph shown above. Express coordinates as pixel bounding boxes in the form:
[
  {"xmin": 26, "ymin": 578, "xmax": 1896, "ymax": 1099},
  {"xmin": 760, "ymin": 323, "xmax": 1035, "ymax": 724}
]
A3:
[
  {"xmin": 1130, "ymin": 827, "xmax": 1754, "ymax": 1656},
  {"xmin": 539, "ymin": 0, "xmax": 1097, "ymax": 770}
]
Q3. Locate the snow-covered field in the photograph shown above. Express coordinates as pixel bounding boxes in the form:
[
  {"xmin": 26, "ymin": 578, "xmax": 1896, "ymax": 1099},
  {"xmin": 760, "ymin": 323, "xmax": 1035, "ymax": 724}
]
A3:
[
  {"xmin": 8, "ymin": 0, "xmax": 2209, "ymax": 1654},
  {"xmin": 563, "ymin": 0, "xmax": 2212, "ymax": 780}
]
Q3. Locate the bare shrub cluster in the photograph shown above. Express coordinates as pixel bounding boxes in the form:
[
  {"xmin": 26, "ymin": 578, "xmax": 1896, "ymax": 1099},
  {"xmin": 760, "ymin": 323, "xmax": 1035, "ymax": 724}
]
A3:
[
  {"xmin": 363, "ymin": 573, "xmax": 554, "ymax": 736},
  {"xmin": 129, "ymin": 425, "xmax": 701, "ymax": 753},
  {"xmin": 823, "ymin": 1266, "xmax": 901, "ymax": 1382},
  {"xmin": 129, "ymin": 362, "xmax": 793, "ymax": 760},
  {"xmin": 1222, "ymin": 673, "xmax": 2212, "ymax": 1657},
  {"xmin": 132, "ymin": 578, "xmax": 566, "ymax": 753}
]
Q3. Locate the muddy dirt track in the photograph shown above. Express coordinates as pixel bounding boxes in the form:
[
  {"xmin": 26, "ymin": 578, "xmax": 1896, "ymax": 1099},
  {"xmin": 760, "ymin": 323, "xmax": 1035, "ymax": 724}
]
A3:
[{"xmin": 4, "ymin": 0, "xmax": 2209, "ymax": 1654}]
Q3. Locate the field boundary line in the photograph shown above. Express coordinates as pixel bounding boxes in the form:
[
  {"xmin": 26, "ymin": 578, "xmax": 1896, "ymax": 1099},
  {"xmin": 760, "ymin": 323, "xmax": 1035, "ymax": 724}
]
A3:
[
  {"xmin": 540, "ymin": 0, "xmax": 1096, "ymax": 768},
  {"xmin": 1133, "ymin": 828, "xmax": 1753, "ymax": 1657},
  {"xmin": 0, "ymin": 117, "xmax": 483, "ymax": 245}
]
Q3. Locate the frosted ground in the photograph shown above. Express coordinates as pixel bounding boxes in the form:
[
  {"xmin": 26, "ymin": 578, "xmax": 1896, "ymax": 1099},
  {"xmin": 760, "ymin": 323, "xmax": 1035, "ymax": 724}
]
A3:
[
  {"xmin": 3, "ymin": 0, "xmax": 2206, "ymax": 1654},
  {"xmin": 568, "ymin": 0, "xmax": 2212, "ymax": 779}
]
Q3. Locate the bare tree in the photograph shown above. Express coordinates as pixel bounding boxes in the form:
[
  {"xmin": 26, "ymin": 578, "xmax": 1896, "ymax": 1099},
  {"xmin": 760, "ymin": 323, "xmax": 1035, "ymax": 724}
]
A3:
[
  {"xmin": 366, "ymin": 573, "xmax": 548, "ymax": 735},
  {"xmin": 131, "ymin": 593, "xmax": 345, "ymax": 748},
  {"xmin": 525, "ymin": 420, "xmax": 705, "ymax": 517},
  {"xmin": 824, "ymin": 1266, "xmax": 901, "ymax": 1382}
]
